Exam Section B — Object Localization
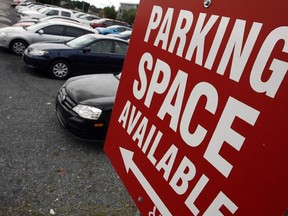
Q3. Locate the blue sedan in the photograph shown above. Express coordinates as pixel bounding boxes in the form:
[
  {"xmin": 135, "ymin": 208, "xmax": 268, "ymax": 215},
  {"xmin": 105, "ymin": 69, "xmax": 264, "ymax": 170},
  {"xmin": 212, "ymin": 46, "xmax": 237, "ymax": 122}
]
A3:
[
  {"xmin": 23, "ymin": 34, "xmax": 129, "ymax": 79},
  {"xmin": 96, "ymin": 25, "xmax": 132, "ymax": 35}
]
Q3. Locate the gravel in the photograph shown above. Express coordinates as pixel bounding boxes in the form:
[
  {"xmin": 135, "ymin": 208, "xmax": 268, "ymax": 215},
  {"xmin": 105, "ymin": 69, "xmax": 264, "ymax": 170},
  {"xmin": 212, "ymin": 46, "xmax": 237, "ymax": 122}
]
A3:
[{"xmin": 0, "ymin": 1, "xmax": 137, "ymax": 215}]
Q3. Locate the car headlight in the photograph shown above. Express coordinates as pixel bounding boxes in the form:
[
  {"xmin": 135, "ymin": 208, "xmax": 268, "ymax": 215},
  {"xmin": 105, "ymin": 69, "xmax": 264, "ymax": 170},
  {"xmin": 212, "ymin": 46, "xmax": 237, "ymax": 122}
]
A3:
[
  {"xmin": 73, "ymin": 104, "xmax": 102, "ymax": 120},
  {"xmin": 29, "ymin": 49, "xmax": 49, "ymax": 56}
]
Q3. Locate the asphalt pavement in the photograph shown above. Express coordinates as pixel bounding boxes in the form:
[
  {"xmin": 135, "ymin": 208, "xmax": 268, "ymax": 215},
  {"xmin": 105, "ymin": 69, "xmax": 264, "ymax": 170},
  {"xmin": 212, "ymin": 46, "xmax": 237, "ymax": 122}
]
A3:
[{"xmin": 0, "ymin": 0, "xmax": 136, "ymax": 215}]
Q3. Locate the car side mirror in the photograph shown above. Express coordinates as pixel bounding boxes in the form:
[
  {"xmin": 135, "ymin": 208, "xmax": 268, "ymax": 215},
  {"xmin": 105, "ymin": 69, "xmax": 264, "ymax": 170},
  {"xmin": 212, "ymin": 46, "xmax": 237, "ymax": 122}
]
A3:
[
  {"xmin": 83, "ymin": 47, "xmax": 91, "ymax": 53},
  {"xmin": 38, "ymin": 29, "xmax": 44, "ymax": 35}
]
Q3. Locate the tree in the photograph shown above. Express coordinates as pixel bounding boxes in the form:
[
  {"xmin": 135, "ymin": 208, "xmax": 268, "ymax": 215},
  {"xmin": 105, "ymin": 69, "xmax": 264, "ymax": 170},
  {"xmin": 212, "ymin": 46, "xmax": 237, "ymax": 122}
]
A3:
[
  {"xmin": 103, "ymin": 6, "xmax": 117, "ymax": 19},
  {"xmin": 121, "ymin": 8, "xmax": 137, "ymax": 25},
  {"xmin": 37, "ymin": 0, "xmax": 61, "ymax": 6}
]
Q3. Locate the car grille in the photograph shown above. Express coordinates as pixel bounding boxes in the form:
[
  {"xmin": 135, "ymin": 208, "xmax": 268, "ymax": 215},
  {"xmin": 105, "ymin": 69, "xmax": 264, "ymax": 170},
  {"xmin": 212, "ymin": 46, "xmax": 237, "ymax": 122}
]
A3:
[{"xmin": 59, "ymin": 87, "xmax": 76, "ymax": 110}]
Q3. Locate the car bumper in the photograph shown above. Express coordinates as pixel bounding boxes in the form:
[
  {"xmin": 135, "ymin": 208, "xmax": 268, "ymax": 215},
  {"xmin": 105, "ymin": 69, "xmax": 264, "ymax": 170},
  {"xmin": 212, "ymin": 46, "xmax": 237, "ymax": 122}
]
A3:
[
  {"xmin": 0, "ymin": 36, "xmax": 10, "ymax": 49},
  {"xmin": 22, "ymin": 50, "xmax": 50, "ymax": 70},
  {"xmin": 55, "ymin": 90, "xmax": 110, "ymax": 141}
]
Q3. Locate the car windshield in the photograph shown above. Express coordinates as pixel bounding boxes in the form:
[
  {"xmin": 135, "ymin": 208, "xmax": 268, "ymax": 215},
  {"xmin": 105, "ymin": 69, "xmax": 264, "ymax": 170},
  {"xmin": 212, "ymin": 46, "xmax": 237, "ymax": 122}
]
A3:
[
  {"xmin": 66, "ymin": 34, "xmax": 95, "ymax": 49},
  {"xmin": 38, "ymin": 7, "xmax": 49, "ymax": 14}
]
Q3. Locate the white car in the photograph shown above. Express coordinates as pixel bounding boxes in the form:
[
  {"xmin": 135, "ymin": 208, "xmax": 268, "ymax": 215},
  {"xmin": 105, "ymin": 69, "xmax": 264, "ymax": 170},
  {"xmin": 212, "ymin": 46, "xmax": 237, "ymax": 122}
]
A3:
[
  {"xmin": 14, "ymin": 16, "xmax": 83, "ymax": 27},
  {"xmin": 21, "ymin": 7, "xmax": 77, "ymax": 20},
  {"xmin": 0, "ymin": 20, "xmax": 98, "ymax": 55},
  {"xmin": 78, "ymin": 14, "xmax": 100, "ymax": 26},
  {"xmin": 17, "ymin": 4, "xmax": 46, "ymax": 15}
]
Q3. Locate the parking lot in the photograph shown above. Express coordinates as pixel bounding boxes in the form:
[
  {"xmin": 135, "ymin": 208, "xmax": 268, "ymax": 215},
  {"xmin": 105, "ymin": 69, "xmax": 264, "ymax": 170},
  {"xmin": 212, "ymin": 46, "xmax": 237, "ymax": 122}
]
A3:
[{"xmin": 0, "ymin": 0, "xmax": 136, "ymax": 215}]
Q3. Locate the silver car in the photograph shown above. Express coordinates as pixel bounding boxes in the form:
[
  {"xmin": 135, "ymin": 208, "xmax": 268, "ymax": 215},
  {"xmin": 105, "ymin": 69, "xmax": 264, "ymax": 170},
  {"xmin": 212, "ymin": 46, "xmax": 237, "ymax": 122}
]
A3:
[
  {"xmin": 0, "ymin": 20, "xmax": 98, "ymax": 55},
  {"xmin": 20, "ymin": 7, "xmax": 77, "ymax": 20}
]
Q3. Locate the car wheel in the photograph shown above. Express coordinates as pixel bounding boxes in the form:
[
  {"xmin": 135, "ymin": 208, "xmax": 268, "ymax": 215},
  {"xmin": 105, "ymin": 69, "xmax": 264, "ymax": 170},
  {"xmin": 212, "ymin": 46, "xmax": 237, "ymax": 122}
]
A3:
[
  {"xmin": 49, "ymin": 60, "xmax": 71, "ymax": 80},
  {"xmin": 9, "ymin": 39, "xmax": 28, "ymax": 55}
]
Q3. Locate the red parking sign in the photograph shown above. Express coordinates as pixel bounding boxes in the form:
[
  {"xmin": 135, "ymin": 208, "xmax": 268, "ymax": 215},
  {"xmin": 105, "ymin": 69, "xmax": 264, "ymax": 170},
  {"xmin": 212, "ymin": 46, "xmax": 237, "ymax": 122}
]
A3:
[{"xmin": 104, "ymin": 0, "xmax": 288, "ymax": 215}]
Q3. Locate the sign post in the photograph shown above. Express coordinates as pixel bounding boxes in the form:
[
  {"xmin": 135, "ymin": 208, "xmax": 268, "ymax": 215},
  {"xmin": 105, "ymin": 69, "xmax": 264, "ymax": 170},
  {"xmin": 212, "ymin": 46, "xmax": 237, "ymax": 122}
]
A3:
[{"xmin": 104, "ymin": 0, "xmax": 288, "ymax": 215}]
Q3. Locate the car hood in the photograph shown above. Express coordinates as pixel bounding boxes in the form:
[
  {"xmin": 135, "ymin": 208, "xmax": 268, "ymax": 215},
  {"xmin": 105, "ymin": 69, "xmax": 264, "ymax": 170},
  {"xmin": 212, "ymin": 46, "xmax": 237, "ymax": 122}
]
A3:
[
  {"xmin": 65, "ymin": 74, "xmax": 120, "ymax": 110},
  {"xmin": 13, "ymin": 22, "xmax": 35, "ymax": 27},
  {"xmin": 0, "ymin": 26, "xmax": 26, "ymax": 33},
  {"xmin": 22, "ymin": 10, "xmax": 41, "ymax": 15}
]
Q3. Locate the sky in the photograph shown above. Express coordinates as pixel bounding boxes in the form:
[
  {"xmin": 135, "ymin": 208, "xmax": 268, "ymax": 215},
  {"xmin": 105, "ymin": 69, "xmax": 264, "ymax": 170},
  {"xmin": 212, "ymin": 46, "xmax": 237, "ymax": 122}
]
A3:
[{"xmin": 82, "ymin": 0, "xmax": 140, "ymax": 10}]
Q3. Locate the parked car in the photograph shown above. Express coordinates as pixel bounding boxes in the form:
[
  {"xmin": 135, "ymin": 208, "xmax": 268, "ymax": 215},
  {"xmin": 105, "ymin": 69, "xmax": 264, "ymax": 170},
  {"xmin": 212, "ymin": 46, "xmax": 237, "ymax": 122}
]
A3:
[
  {"xmin": 96, "ymin": 25, "xmax": 132, "ymax": 35},
  {"xmin": 23, "ymin": 34, "xmax": 128, "ymax": 79},
  {"xmin": 107, "ymin": 30, "xmax": 132, "ymax": 40},
  {"xmin": 21, "ymin": 7, "xmax": 76, "ymax": 20},
  {"xmin": 75, "ymin": 14, "xmax": 100, "ymax": 28},
  {"xmin": 74, "ymin": 11, "xmax": 86, "ymax": 18},
  {"xmin": 11, "ymin": 0, "xmax": 30, "ymax": 7},
  {"xmin": 13, "ymin": 16, "xmax": 82, "ymax": 27},
  {"xmin": 16, "ymin": 3, "xmax": 45, "ymax": 14},
  {"xmin": 79, "ymin": 14, "xmax": 100, "ymax": 20},
  {"xmin": 55, "ymin": 73, "xmax": 120, "ymax": 140},
  {"xmin": 90, "ymin": 18, "xmax": 130, "ymax": 29},
  {"xmin": 0, "ymin": 20, "xmax": 98, "ymax": 55}
]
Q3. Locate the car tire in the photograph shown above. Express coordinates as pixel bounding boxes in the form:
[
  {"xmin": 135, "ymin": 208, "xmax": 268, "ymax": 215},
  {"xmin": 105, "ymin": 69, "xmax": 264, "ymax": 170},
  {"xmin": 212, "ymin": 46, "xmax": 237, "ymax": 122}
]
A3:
[
  {"xmin": 9, "ymin": 39, "xmax": 28, "ymax": 55},
  {"xmin": 49, "ymin": 59, "xmax": 72, "ymax": 80}
]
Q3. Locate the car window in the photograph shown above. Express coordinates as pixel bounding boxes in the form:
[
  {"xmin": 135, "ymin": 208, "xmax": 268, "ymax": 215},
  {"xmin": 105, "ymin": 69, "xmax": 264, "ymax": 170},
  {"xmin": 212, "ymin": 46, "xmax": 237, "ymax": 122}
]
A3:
[
  {"xmin": 90, "ymin": 40, "xmax": 113, "ymax": 53},
  {"xmin": 86, "ymin": 16, "xmax": 97, "ymax": 21},
  {"xmin": 46, "ymin": 9, "xmax": 59, "ymax": 16},
  {"xmin": 114, "ymin": 41, "xmax": 128, "ymax": 54},
  {"xmin": 115, "ymin": 21, "xmax": 126, "ymax": 26},
  {"xmin": 61, "ymin": 11, "xmax": 71, "ymax": 17},
  {"xmin": 67, "ymin": 34, "xmax": 95, "ymax": 49},
  {"xmin": 105, "ymin": 20, "xmax": 113, "ymax": 26},
  {"xmin": 41, "ymin": 25, "xmax": 64, "ymax": 35},
  {"xmin": 64, "ymin": 26, "xmax": 91, "ymax": 37},
  {"xmin": 117, "ymin": 27, "xmax": 127, "ymax": 32}
]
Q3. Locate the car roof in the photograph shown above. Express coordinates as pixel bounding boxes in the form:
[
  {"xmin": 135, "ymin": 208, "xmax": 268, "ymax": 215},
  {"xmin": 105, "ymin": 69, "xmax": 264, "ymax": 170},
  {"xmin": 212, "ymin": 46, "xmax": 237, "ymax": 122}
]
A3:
[
  {"xmin": 40, "ymin": 16, "xmax": 81, "ymax": 23},
  {"xmin": 107, "ymin": 25, "xmax": 131, "ymax": 29},
  {"xmin": 43, "ymin": 20, "xmax": 94, "ymax": 28},
  {"xmin": 94, "ymin": 18, "xmax": 114, "ymax": 23},
  {"xmin": 45, "ymin": 7, "xmax": 73, "ymax": 12},
  {"xmin": 81, "ymin": 14, "xmax": 99, "ymax": 18},
  {"xmin": 31, "ymin": 20, "xmax": 97, "ymax": 32}
]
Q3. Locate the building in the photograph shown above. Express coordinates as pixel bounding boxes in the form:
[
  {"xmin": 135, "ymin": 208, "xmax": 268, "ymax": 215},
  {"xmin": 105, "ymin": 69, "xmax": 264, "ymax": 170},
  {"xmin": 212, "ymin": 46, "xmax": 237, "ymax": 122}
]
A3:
[{"xmin": 117, "ymin": 2, "xmax": 138, "ymax": 20}]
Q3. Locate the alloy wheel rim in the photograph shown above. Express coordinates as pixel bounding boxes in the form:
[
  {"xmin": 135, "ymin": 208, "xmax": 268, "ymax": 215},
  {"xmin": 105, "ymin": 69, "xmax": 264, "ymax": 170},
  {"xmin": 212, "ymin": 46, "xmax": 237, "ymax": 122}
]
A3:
[
  {"xmin": 53, "ymin": 63, "xmax": 68, "ymax": 78},
  {"xmin": 13, "ymin": 42, "xmax": 26, "ymax": 54}
]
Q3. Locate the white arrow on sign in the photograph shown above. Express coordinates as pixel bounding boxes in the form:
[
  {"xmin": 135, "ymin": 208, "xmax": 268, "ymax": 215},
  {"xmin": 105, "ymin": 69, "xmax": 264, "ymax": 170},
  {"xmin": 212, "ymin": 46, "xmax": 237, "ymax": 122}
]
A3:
[{"xmin": 119, "ymin": 147, "xmax": 172, "ymax": 216}]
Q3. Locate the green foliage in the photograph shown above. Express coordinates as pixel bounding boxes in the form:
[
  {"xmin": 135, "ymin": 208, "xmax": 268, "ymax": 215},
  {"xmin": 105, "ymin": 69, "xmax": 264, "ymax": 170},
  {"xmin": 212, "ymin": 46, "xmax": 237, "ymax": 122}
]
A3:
[
  {"xmin": 37, "ymin": 0, "xmax": 61, "ymax": 6},
  {"xmin": 121, "ymin": 8, "xmax": 137, "ymax": 25},
  {"xmin": 66, "ymin": 1, "xmax": 90, "ymax": 12},
  {"xmin": 103, "ymin": 6, "xmax": 117, "ymax": 19}
]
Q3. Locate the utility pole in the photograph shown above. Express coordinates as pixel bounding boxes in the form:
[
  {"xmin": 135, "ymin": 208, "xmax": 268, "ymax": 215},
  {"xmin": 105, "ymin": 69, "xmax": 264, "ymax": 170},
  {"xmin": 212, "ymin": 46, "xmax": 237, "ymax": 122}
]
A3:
[{"xmin": 82, "ymin": 1, "xmax": 85, "ymax": 12}]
